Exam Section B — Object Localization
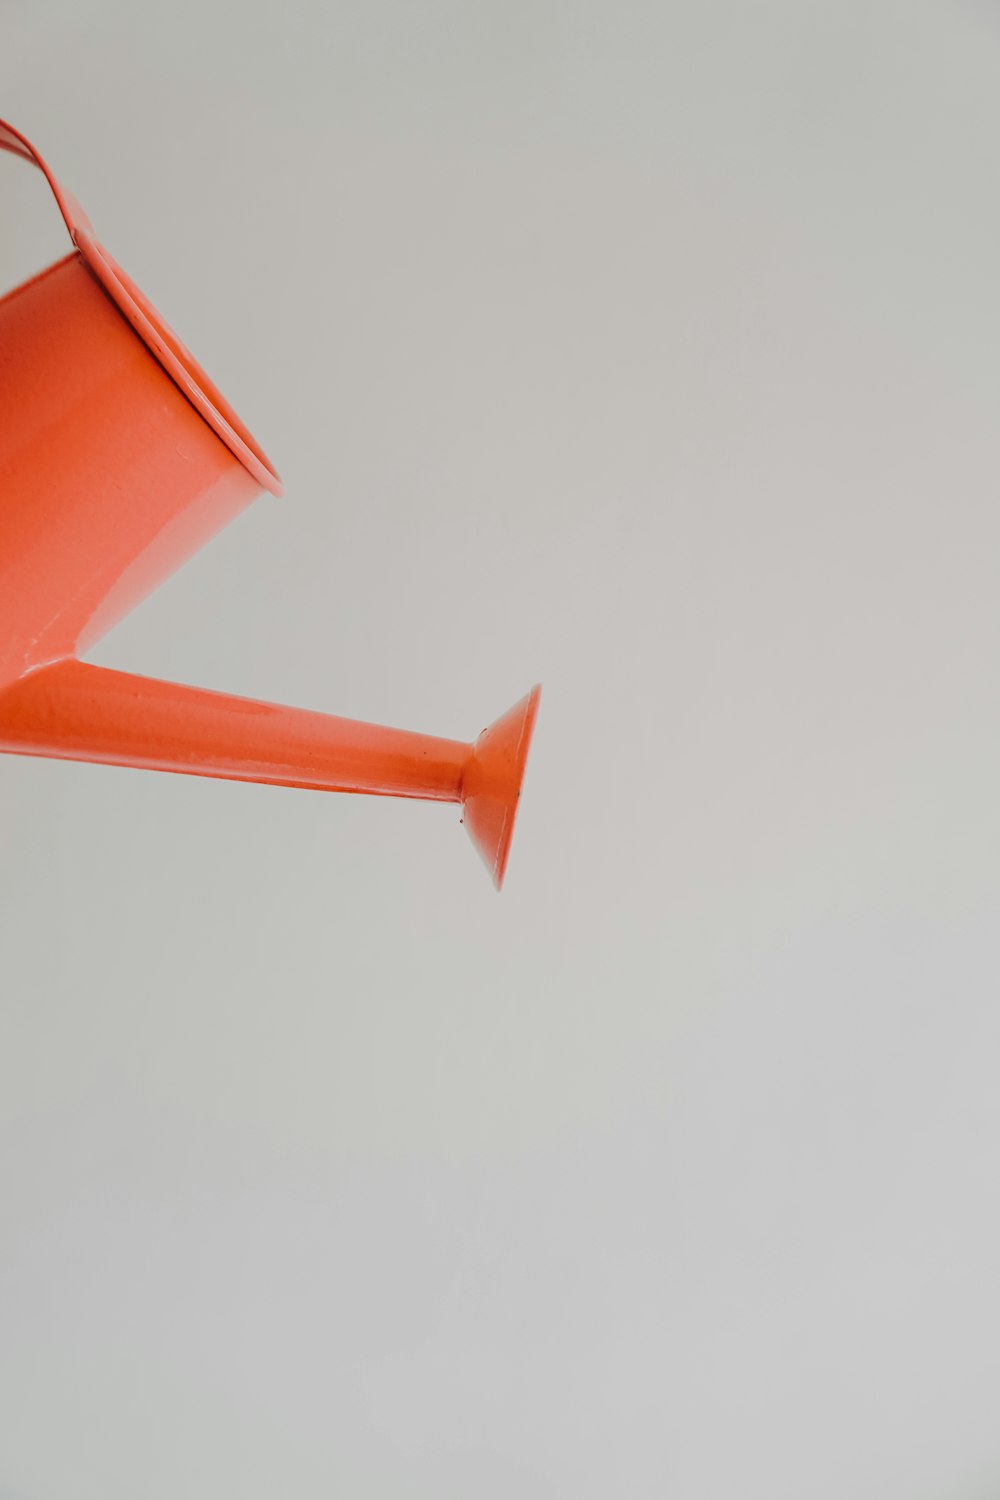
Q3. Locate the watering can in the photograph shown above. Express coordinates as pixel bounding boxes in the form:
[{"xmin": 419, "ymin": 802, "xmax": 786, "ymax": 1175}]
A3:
[{"xmin": 0, "ymin": 118, "xmax": 539, "ymax": 888}]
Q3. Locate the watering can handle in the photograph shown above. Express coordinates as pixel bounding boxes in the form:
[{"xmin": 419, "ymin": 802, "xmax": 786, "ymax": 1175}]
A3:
[
  {"xmin": 0, "ymin": 116, "xmax": 282, "ymax": 495},
  {"xmin": 0, "ymin": 117, "xmax": 95, "ymax": 243}
]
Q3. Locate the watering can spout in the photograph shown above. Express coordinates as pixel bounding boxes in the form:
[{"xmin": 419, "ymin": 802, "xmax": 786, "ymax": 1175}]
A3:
[{"xmin": 0, "ymin": 664, "xmax": 540, "ymax": 888}]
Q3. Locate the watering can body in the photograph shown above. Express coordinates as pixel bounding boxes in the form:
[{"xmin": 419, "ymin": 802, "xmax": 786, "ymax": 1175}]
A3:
[{"xmin": 0, "ymin": 120, "xmax": 538, "ymax": 887}]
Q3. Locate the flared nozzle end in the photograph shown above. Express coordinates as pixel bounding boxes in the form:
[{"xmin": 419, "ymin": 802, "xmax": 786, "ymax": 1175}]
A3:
[{"xmin": 462, "ymin": 684, "xmax": 541, "ymax": 890}]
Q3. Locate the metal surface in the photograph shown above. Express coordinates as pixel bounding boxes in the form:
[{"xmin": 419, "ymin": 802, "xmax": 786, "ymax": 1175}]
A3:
[{"xmin": 0, "ymin": 118, "xmax": 539, "ymax": 887}]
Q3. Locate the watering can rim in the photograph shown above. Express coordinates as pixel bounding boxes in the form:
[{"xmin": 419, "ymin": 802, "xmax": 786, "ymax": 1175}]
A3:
[{"xmin": 0, "ymin": 116, "xmax": 282, "ymax": 497}]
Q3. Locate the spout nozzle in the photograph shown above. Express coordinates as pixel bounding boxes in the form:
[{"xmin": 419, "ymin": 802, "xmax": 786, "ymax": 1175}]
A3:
[
  {"xmin": 0, "ymin": 657, "xmax": 540, "ymax": 889},
  {"xmin": 462, "ymin": 685, "xmax": 541, "ymax": 890}
]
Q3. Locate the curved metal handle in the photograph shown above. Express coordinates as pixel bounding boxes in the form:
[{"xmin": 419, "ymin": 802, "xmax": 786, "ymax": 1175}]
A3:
[
  {"xmin": 1, "ymin": 115, "xmax": 281, "ymax": 495},
  {"xmin": 0, "ymin": 117, "xmax": 95, "ymax": 244}
]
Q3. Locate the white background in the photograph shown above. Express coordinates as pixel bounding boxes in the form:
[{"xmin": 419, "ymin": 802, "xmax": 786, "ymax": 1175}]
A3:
[{"xmin": 3, "ymin": 3, "xmax": 1000, "ymax": 1495}]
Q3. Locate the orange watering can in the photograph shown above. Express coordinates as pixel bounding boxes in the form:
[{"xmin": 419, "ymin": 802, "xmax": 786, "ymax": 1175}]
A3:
[{"xmin": 0, "ymin": 119, "xmax": 539, "ymax": 888}]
